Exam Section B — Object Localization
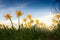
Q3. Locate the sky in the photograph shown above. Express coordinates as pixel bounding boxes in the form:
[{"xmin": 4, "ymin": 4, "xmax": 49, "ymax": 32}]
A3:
[{"xmin": 0, "ymin": 0, "xmax": 58, "ymax": 26}]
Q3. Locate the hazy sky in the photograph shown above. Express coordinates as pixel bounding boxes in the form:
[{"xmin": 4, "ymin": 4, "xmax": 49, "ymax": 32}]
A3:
[{"xmin": 0, "ymin": 0, "xmax": 57, "ymax": 26}]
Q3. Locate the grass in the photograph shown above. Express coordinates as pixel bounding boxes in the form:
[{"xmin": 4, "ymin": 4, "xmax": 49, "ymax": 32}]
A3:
[{"xmin": 0, "ymin": 24, "xmax": 60, "ymax": 40}]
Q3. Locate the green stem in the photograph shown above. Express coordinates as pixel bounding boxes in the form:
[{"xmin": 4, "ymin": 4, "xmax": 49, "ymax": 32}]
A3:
[
  {"xmin": 18, "ymin": 17, "xmax": 20, "ymax": 29},
  {"xmin": 10, "ymin": 18, "xmax": 14, "ymax": 29},
  {"xmin": 58, "ymin": 18, "xmax": 60, "ymax": 24}
]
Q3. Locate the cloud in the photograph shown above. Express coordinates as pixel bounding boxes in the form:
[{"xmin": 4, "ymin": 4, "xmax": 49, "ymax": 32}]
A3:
[{"xmin": 0, "ymin": 0, "xmax": 29, "ymax": 9}]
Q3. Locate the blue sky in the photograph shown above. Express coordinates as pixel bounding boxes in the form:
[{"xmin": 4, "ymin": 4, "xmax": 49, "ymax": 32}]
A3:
[{"xmin": 0, "ymin": 0, "xmax": 57, "ymax": 25}]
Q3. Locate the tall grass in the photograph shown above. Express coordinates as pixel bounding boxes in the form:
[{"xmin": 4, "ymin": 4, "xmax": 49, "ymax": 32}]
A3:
[{"xmin": 0, "ymin": 24, "xmax": 60, "ymax": 40}]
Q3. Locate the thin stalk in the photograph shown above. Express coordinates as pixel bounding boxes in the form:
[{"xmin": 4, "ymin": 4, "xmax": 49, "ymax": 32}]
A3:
[
  {"xmin": 18, "ymin": 17, "xmax": 20, "ymax": 29},
  {"xmin": 10, "ymin": 18, "xmax": 14, "ymax": 29},
  {"xmin": 58, "ymin": 18, "xmax": 60, "ymax": 24}
]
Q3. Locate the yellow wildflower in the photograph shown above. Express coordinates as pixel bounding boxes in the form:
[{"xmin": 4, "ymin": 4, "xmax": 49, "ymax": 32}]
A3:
[
  {"xmin": 23, "ymin": 24, "xmax": 26, "ymax": 27},
  {"xmin": 4, "ymin": 13, "xmax": 11, "ymax": 20},
  {"xmin": 55, "ymin": 14, "xmax": 60, "ymax": 19},
  {"xmin": 0, "ymin": 24, "xmax": 3, "ymax": 26},
  {"xmin": 30, "ymin": 19, "xmax": 34, "ymax": 23},
  {"xmin": 52, "ymin": 19, "xmax": 58, "ymax": 25},
  {"xmin": 52, "ymin": 24, "xmax": 58, "ymax": 29},
  {"xmin": 16, "ymin": 10, "xmax": 23, "ymax": 17},
  {"xmin": 35, "ymin": 19, "xmax": 40, "ymax": 24},
  {"xmin": 23, "ymin": 18, "xmax": 27, "ymax": 22},
  {"xmin": 27, "ymin": 14, "xmax": 32, "ymax": 19},
  {"xmin": 27, "ymin": 22, "xmax": 31, "ymax": 28}
]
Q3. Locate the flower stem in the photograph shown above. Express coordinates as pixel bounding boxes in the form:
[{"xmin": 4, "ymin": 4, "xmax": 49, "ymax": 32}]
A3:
[
  {"xmin": 10, "ymin": 18, "xmax": 14, "ymax": 29},
  {"xmin": 58, "ymin": 18, "xmax": 60, "ymax": 24},
  {"xmin": 18, "ymin": 17, "xmax": 20, "ymax": 29}
]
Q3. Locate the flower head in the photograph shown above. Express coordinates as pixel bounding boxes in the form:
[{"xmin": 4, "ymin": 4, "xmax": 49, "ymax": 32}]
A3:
[
  {"xmin": 35, "ymin": 19, "xmax": 40, "ymax": 24},
  {"xmin": 0, "ymin": 23, "xmax": 3, "ymax": 28},
  {"xmin": 16, "ymin": 10, "xmax": 23, "ymax": 17},
  {"xmin": 27, "ymin": 22, "xmax": 31, "ymax": 28},
  {"xmin": 55, "ymin": 14, "xmax": 60, "ymax": 19},
  {"xmin": 23, "ymin": 24, "xmax": 27, "ymax": 27},
  {"xmin": 27, "ymin": 14, "xmax": 32, "ymax": 19},
  {"xmin": 30, "ymin": 20, "xmax": 34, "ymax": 23},
  {"xmin": 23, "ymin": 18, "xmax": 27, "ymax": 22},
  {"xmin": 4, "ymin": 13, "xmax": 11, "ymax": 20},
  {"xmin": 52, "ymin": 19, "xmax": 58, "ymax": 25}
]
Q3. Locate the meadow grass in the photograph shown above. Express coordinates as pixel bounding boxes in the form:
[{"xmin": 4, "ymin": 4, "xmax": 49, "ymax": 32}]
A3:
[{"xmin": 0, "ymin": 24, "xmax": 60, "ymax": 40}]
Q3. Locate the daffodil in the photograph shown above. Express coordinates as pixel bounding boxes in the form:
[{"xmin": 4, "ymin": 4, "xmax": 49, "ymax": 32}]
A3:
[
  {"xmin": 16, "ymin": 10, "xmax": 23, "ymax": 29},
  {"xmin": 27, "ymin": 22, "xmax": 31, "ymax": 28},
  {"xmin": 16, "ymin": 10, "xmax": 23, "ymax": 17},
  {"xmin": 4, "ymin": 13, "xmax": 11, "ymax": 20},
  {"xmin": 4, "ymin": 13, "xmax": 14, "ymax": 29},
  {"xmin": 23, "ymin": 24, "xmax": 27, "ymax": 27},
  {"xmin": 52, "ymin": 24, "xmax": 58, "ymax": 29},
  {"xmin": 52, "ymin": 19, "xmax": 58, "ymax": 25},
  {"xmin": 54, "ymin": 14, "xmax": 60, "ymax": 19},
  {"xmin": 27, "ymin": 14, "xmax": 32, "ymax": 19},
  {"xmin": 23, "ymin": 18, "xmax": 27, "ymax": 22},
  {"xmin": 39, "ymin": 22, "xmax": 47, "ymax": 29},
  {"xmin": 0, "ymin": 24, "xmax": 3, "ymax": 26},
  {"xmin": 0, "ymin": 23, "xmax": 3, "ymax": 28},
  {"xmin": 30, "ymin": 19, "xmax": 34, "ymax": 23},
  {"xmin": 35, "ymin": 19, "xmax": 40, "ymax": 24}
]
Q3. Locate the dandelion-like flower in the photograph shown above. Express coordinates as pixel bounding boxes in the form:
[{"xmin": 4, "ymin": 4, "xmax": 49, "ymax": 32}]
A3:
[
  {"xmin": 0, "ymin": 23, "xmax": 3, "ymax": 28},
  {"xmin": 30, "ymin": 19, "xmax": 34, "ymax": 23},
  {"xmin": 16, "ymin": 10, "xmax": 23, "ymax": 29},
  {"xmin": 52, "ymin": 19, "xmax": 58, "ymax": 25},
  {"xmin": 4, "ymin": 13, "xmax": 14, "ymax": 29},
  {"xmin": 27, "ymin": 22, "xmax": 31, "ymax": 28},
  {"xmin": 54, "ymin": 14, "xmax": 60, "ymax": 19},
  {"xmin": 23, "ymin": 24, "xmax": 27, "ymax": 27},
  {"xmin": 35, "ymin": 19, "xmax": 40, "ymax": 24},
  {"xmin": 27, "ymin": 14, "xmax": 32, "ymax": 19},
  {"xmin": 4, "ymin": 13, "xmax": 11, "ymax": 20},
  {"xmin": 23, "ymin": 18, "xmax": 27, "ymax": 22},
  {"xmin": 52, "ymin": 24, "xmax": 58, "ymax": 29},
  {"xmin": 0, "ymin": 24, "xmax": 3, "ymax": 26},
  {"xmin": 16, "ymin": 10, "xmax": 23, "ymax": 17}
]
